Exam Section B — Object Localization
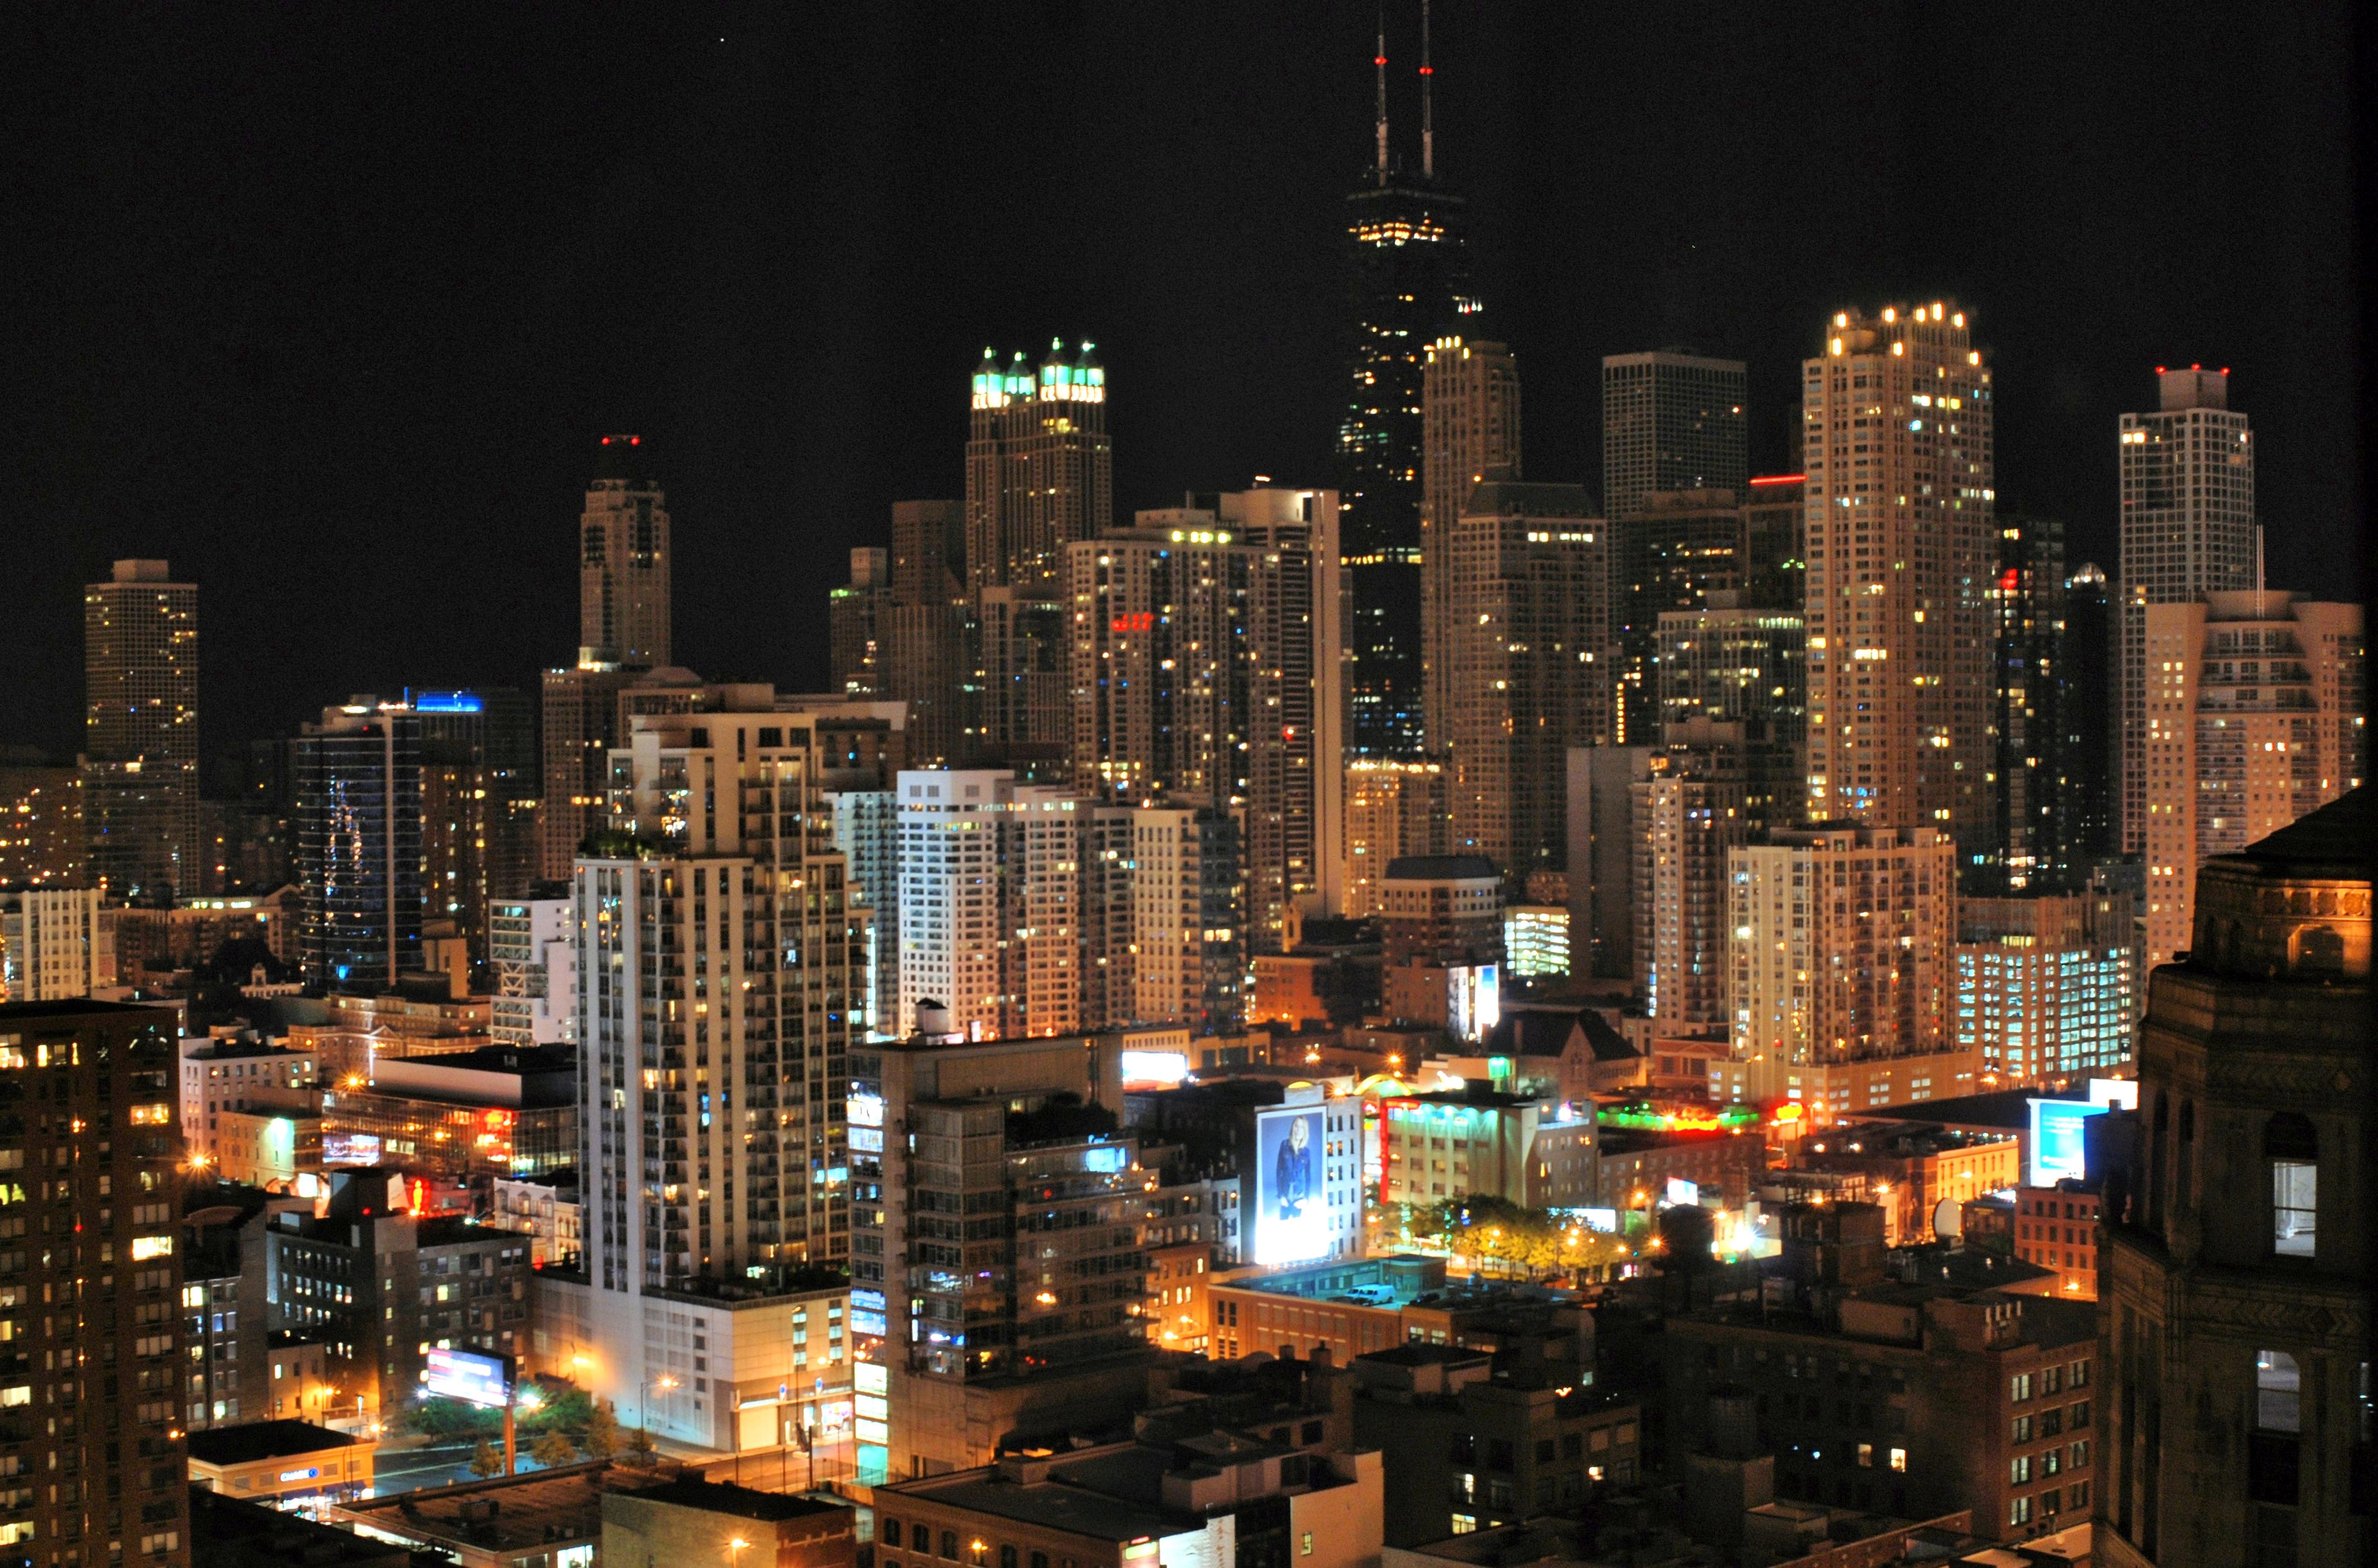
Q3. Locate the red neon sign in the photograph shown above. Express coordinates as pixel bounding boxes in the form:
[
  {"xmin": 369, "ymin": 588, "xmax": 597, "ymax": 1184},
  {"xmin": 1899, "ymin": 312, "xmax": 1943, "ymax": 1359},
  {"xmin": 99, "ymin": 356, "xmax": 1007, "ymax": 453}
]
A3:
[{"xmin": 1110, "ymin": 612, "xmax": 1155, "ymax": 634}]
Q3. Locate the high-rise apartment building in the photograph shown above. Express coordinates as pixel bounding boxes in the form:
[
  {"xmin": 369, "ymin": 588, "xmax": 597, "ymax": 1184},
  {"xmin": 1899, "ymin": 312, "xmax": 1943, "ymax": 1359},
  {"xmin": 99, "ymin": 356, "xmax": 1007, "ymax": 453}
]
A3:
[
  {"xmin": 2055, "ymin": 564, "xmax": 2118, "ymax": 882},
  {"xmin": 574, "ymin": 694, "xmax": 881, "ymax": 1344},
  {"xmin": 537, "ymin": 664, "xmax": 638, "ymax": 882},
  {"xmin": 579, "ymin": 434, "xmax": 671, "ymax": 668},
  {"xmin": 1566, "ymin": 746, "xmax": 1651, "ymax": 981},
  {"xmin": 489, "ymin": 892, "xmax": 574, "ymax": 1048},
  {"xmin": 1445, "ymin": 482, "xmax": 1609, "ymax": 881},
  {"xmin": 1953, "ymin": 893, "xmax": 2135, "ymax": 1089},
  {"xmin": 884, "ymin": 499, "xmax": 972, "ymax": 769},
  {"xmin": 830, "ymin": 547, "xmax": 891, "ymax": 698},
  {"xmin": 1984, "ymin": 515, "xmax": 2068, "ymax": 893},
  {"xmin": 830, "ymin": 787, "xmax": 901, "ymax": 1038},
  {"xmin": 83, "ymin": 558, "xmax": 199, "ymax": 902},
  {"xmin": 410, "ymin": 688, "xmax": 539, "ymax": 958},
  {"xmin": 0, "ymin": 885, "xmax": 109, "ymax": 1001},
  {"xmin": 294, "ymin": 700, "xmax": 424, "ymax": 988},
  {"xmin": 1420, "ymin": 338, "xmax": 1521, "ymax": 748},
  {"xmin": 1801, "ymin": 304, "xmax": 1994, "ymax": 847},
  {"xmin": 1632, "ymin": 745, "xmax": 1750, "ymax": 1026},
  {"xmin": 1067, "ymin": 488, "xmax": 1344, "ymax": 946},
  {"xmin": 1612, "ymin": 488, "xmax": 1748, "ymax": 742},
  {"xmin": 0, "ymin": 757, "xmax": 85, "ymax": 886},
  {"xmin": 2117, "ymin": 367, "xmax": 2256, "ymax": 853},
  {"xmin": 1742, "ymin": 473, "xmax": 1807, "ymax": 611},
  {"xmin": 1342, "ymin": 758, "xmax": 1451, "ymax": 921},
  {"xmin": 2097, "ymin": 791, "xmax": 2367, "ymax": 1568},
  {"xmin": 1721, "ymin": 824, "xmax": 1963, "ymax": 1112},
  {"xmin": 1340, "ymin": 38, "xmax": 1477, "ymax": 760},
  {"xmin": 1599, "ymin": 351, "xmax": 1747, "ymax": 525},
  {"xmin": 849, "ymin": 1029, "xmax": 1142, "ymax": 1479},
  {"xmin": 2138, "ymin": 592, "xmax": 2364, "ymax": 973},
  {"xmin": 1655, "ymin": 599, "xmax": 1806, "ymax": 832},
  {"xmin": 0, "ymin": 998, "xmax": 192, "ymax": 1567}
]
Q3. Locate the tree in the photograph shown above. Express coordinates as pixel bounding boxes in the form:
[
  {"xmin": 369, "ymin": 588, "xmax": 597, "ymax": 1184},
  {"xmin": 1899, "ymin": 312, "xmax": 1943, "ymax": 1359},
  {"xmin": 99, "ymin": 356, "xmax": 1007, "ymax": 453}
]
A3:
[
  {"xmin": 529, "ymin": 1428, "xmax": 578, "ymax": 1469},
  {"xmin": 467, "ymin": 1438, "xmax": 504, "ymax": 1479},
  {"xmin": 623, "ymin": 1424, "xmax": 658, "ymax": 1468},
  {"xmin": 581, "ymin": 1400, "xmax": 622, "ymax": 1461}
]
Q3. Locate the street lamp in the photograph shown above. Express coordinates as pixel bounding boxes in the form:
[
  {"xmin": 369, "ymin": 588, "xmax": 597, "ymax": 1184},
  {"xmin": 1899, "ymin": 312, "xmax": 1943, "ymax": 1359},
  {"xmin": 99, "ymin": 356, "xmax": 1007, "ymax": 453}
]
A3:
[{"xmin": 728, "ymin": 1538, "xmax": 751, "ymax": 1568}]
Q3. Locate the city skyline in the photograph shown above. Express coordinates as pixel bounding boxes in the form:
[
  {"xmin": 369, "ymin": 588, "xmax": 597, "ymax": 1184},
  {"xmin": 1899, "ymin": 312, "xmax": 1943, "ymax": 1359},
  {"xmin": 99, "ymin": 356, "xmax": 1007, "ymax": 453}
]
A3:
[{"xmin": 4, "ymin": 4, "xmax": 2361, "ymax": 769}]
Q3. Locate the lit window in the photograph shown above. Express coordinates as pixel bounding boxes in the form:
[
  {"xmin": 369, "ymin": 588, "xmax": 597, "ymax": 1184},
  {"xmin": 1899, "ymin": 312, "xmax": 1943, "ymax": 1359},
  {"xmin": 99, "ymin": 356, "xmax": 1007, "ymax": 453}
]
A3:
[
  {"xmin": 2267, "ymin": 1114, "xmax": 2317, "ymax": 1257},
  {"xmin": 2257, "ymin": 1351, "xmax": 2301, "ymax": 1434}
]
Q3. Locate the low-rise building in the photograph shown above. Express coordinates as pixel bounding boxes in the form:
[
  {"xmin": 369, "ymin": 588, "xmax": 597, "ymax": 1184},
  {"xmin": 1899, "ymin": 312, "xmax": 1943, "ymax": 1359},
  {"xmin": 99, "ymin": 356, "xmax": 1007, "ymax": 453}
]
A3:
[
  {"xmin": 191, "ymin": 1489, "xmax": 413, "ymax": 1568},
  {"xmin": 186, "ymin": 1420, "xmax": 374, "ymax": 1505},
  {"xmin": 877, "ymin": 1435, "xmax": 1383, "ymax": 1568},
  {"xmin": 604, "ymin": 1477, "xmax": 857, "ymax": 1568},
  {"xmin": 179, "ymin": 1034, "xmax": 319, "ymax": 1168},
  {"xmin": 320, "ymin": 1043, "xmax": 577, "ymax": 1178},
  {"xmin": 1789, "ymin": 1122, "xmax": 2021, "ymax": 1245},
  {"xmin": 2010, "ymin": 1182, "xmax": 2100, "ymax": 1302},
  {"xmin": 488, "ymin": 1171, "xmax": 583, "ymax": 1268},
  {"xmin": 1351, "ymin": 1345, "xmax": 1641, "ymax": 1546},
  {"xmin": 1595, "ymin": 1125, "xmax": 1766, "ymax": 1212},
  {"xmin": 184, "ymin": 1180, "xmax": 314, "ymax": 1430},
  {"xmin": 1378, "ymin": 1089, "xmax": 1597, "ymax": 1211},
  {"xmin": 1206, "ymin": 1255, "xmax": 1596, "ymax": 1371},
  {"xmin": 216, "ymin": 1102, "xmax": 324, "ymax": 1186},
  {"xmin": 332, "ymin": 1460, "xmax": 679, "ymax": 1568}
]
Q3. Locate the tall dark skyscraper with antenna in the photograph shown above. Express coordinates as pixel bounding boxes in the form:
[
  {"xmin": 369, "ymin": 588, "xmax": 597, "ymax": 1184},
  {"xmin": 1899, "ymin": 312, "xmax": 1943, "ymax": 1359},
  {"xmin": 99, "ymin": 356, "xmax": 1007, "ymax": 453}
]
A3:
[{"xmin": 1338, "ymin": 0, "xmax": 1478, "ymax": 758}]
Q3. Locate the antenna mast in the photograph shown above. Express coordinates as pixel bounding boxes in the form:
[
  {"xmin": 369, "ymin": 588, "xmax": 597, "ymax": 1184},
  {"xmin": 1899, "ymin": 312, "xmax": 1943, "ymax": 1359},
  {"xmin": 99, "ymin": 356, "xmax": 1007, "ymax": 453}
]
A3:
[
  {"xmin": 1374, "ymin": 8, "xmax": 1390, "ymax": 179},
  {"xmin": 1420, "ymin": 0, "xmax": 1434, "ymax": 179}
]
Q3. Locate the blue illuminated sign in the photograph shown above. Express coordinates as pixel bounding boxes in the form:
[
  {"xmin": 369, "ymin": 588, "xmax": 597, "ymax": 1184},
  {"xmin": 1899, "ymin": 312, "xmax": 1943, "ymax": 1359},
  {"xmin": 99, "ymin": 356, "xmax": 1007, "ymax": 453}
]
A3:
[
  {"xmin": 2028, "ymin": 1098, "xmax": 2107, "ymax": 1187},
  {"xmin": 410, "ymin": 692, "xmax": 484, "ymax": 713}
]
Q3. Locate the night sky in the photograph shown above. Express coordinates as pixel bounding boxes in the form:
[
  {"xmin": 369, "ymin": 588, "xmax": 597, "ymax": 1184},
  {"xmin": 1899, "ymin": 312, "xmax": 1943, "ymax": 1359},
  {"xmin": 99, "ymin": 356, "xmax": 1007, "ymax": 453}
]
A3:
[{"xmin": 6, "ymin": 2, "xmax": 2360, "ymax": 780}]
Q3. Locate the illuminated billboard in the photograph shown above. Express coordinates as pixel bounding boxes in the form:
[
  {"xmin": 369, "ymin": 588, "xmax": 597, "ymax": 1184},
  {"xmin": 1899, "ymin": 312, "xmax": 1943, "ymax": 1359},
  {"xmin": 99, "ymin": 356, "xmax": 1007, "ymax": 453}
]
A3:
[
  {"xmin": 422, "ymin": 1347, "xmax": 512, "ymax": 1407},
  {"xmin": 1120, "ymin": 1050, "xmax": 1190, "ymax": 1088},
  {"xmin": 1252, "ymin": 1105, "xmax": 1331, "ymax": 1267},
  {"xmin": 2028, "ymin": 1097, "xmax": 2109, "ymax": 1187}
]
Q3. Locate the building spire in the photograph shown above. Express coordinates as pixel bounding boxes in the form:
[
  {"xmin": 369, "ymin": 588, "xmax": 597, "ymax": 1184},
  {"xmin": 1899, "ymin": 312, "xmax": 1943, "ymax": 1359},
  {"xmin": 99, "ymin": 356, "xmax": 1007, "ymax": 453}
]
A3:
[
  {"xmin": 1420, "ymin": 0, "xmax": 1434, "ymax": 179},
  {"xmin": 1374, "ymin": 6, "xmax": 1389, "ymax": 180}
]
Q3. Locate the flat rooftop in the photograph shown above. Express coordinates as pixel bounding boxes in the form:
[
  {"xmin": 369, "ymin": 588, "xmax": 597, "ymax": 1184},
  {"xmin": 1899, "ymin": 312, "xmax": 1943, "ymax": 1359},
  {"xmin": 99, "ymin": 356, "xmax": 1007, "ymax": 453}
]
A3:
[
  {"xmin": 187, "ymin": 1420, "xmax": 358, "ymax": 1466},
  {"xmin": 621, "ymin": 1476, "xmax": 852, "ymax": 1524},
  {"xmin": 335, "ymin": 1459, "xmax": 669, "ymax": 1554}
]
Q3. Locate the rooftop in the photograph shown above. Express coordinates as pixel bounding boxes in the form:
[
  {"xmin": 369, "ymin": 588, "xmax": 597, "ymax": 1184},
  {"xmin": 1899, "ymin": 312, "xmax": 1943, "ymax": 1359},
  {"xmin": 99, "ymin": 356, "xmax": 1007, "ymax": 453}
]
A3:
[
  {"xmin": 2240, "ymin": 783, "xmax": 2368, "ymax": 870},
  {"xmin": 888, "ymin": 1446, "xmax": 1191, "ymax": 1543},
  {"xmin": 191, "ymin": 1490, "xmax": 412, "ymax": 1568},
  {"xmin": 1862, "ymin": 1086, "xmax": 2081, "ymax": 1131},
  {"xmin": 618, "ymin": 1476, "xmax": 854, "ymax": 1524},
  {"xmin": 335, "ymin": 1459, "xmax": 671, "ymax": 1555},
  {"xmin": 186, "ymin": 1420, "xmax": 358, "ymax": 1467}
]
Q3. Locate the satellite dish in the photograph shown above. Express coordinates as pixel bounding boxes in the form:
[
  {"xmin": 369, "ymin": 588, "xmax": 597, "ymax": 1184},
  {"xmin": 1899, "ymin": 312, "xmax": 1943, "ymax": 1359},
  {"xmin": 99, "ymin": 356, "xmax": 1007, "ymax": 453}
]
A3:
[{"xmin": 1932, "ymin": 1197, "xmax": 1963, "ymax": 1239}]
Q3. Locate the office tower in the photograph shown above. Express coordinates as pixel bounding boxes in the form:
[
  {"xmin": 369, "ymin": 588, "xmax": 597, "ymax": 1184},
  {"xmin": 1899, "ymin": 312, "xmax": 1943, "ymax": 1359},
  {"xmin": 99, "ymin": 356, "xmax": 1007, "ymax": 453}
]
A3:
[
  {"xmin": 1954, "ymin": 894, "xmax": 2134, "ymax": 1088},
  {"xmin": 830, "ymin": 547, "xmax": 892, "ymax": 697},
  {"xmin": 1612, "ymin": 487, "xmax": 1747, "ymax": 742},
  {"xmin": 965, "ymin": 344, "xmax": 1110, "ymax": 596},
  {"xmin": 537, "ymin": 664, "xmax": 637, "ymax": 881},
  {"xmin": 2097, "ymin": 791, "xmax": 2368, "ymax": 1568},
  {"xmin": 965, "ymin": 586, "xmax": 1070, "ymax": 766},
  {"xmin": 883, "ymin": 499, "xmax": 972, "ymax": 768},
  {"xmin": 1599, "ymin": 351, "xmax": 1748, "ymax": 524},
  {"xmin": 1340, "ymin": 18, "xmax": 1478, "ymax": 759},
  {"xmin": 830, "ymin": 788, "xmax": 900, "ymax": 1037},
  {"xmin": 0, "ymin": 999, "xmax": 192, "ymax": 1568},
  {"xmin": 1655, "ymin": 599, "xmax": 1806, "ymax": 831},
  {"xmin": 579, "ymin": 433, "xmax": 671, "ymax": 668},
  {"xmin": 1420, "ymin": 338, "xmax": 1521, "ymax": 748},
  {"xmin": 294, "ymin": 699, "xmax": 424, "ymax": 988},
  {"xmin": 409, "ymin": 688, "xmax": 533, "ymax": 959},
  {"xmin": 1722, "ymin": 823, "xmax": 1961, "ymax": 1112},
  {"xmin": 1801, "ymin": 302, "xmax": 1995, "ymax": 845},
  {"xmin": 1342, "ymin": 757, "xmax": 1450, "ymax": 920},
  {"xmin": 2117, "ymin": 367, "xmax": 2256, "ymax": 853},
  {"xmin": 1743, "ymin": 474, "xmax": 1807, "ymax": 611},
  {"xmin": 0, "ymin": 885, "xmax": 107, "ymax": 1001},
  {"xmin": 1566, "ymin": 746, "xmax": 1651, "ymax": 980},
  {"xmin": 1445, "ymin": 481, "xmax": 1609, "ymax": 881},
  {"xmin": 1067, "ymin": 487, "xmax": 1344, "ymax": 948},
  {"xmin": 1632, "ymin": 746, "xmax": 1749, "ymax": 1025},
  {"xmin": 2138, "ymin": 592, "xmax": 2364, "ymax": 974},
  {"xmin": 849, "ymin": 1030, "xmax": 1140, "ymax": 1478},
  {"xmin": 489, "ymin": 891, "xmax": 574, "ymax": 1047},
  {"xmin": 0, "ymin": 755, "xmax": 84, "ymax": 885},
  {"xmin": 1983, "ymin": 514, "xmax": 2068, "ymax": 893},
  {"xmin": 2055, "ymin": 564, "xmax": 2118, "ymax": 883},
  {"xmin": 576, "ymin": 695, "xmax": 875, "ymax": 1338},
  {"xmin": 83, "ymin": 557, "xmax": 199, "ymax": 902}
]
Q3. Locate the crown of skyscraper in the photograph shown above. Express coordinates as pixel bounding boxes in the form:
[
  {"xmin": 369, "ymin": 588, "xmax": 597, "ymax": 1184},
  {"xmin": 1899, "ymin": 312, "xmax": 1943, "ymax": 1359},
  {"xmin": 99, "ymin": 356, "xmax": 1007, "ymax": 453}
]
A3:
[{"xmin": 970, "ymin": 341, "xmax": 1103, "ymax": 409}]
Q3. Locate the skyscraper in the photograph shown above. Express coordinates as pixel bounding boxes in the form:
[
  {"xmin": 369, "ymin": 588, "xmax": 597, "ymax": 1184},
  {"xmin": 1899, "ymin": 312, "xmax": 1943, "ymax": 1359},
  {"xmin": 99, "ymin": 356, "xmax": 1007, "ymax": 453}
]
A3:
[
  {"xmin": 1599, "ymin": 351, "xmax": 1748, "ymax": 525},
  {"xmin": 1653, "ymin": 598, "xmax": 1806, "ymax": 832},
  {"xmin": 2097, "ymin": 791, "xmax": 2368, "ymax": 1568},
  {"xmin": 1341, "ymin": 757, "xmax": 1450, "ymax": 921},
  {"xmin": 293, "ymin": 699, "xmax": 424, "ymax": 988},
  {"xmin": 1340, "ymin": 13, "xmax": 1477, "ymax": 757},
  {"xmin": 2054, "ymin": 563, "xmax": 2118, "ymax": 883},
  {"xmin": 0, "ymin": 998, "xmax": 192, "ymax": 1568},
  {"xmin": 1419, "ymin": 337, "xmax": 1521, "ymax": 749},
  {"xmin": 0, "ymin": 755, "xmax": 84, "ymax": 885},
  {"xmin": 1445, "ymin": 482, "xmax": 1609, "ymax": 882},
  {"xmin": 884, "ymin": 498, "xmax": 971, "ymax": 768},
  {"xmin": 1984, "ymin": 514, "xmax": 2067, "ymax": 893},
  {"xmin": 2117, "ymin": 367, "xmax": 2256, "ymax": 853},
  {"xmin": 83, "ymin": 558, "xmax": 199, "ymax": 901},
  {"xmin": 575, "ymin": 692, "xmax": 882, "ymax": 1335},
  {"xmin": 1611, "ymin": 487, "xmax": 1747, "ymax": 743},
  {"xmin": 1801, "ymin": 302, "xmax": 1995, "ymax": 847},
  {"xmin": 830, "ymin": 547, "xmax": 891, "ymax": 698},
  {"xmin": 2137, "ymin": 591, "xmax": 2364, "ymax": 975},
  {"xmin": 1631, "ymin": 743, "xmax": 1749, "ymax": 1027},
  {"xmin": 579, "ymin": 433, "xmax": 671, "ymax": 668}
]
